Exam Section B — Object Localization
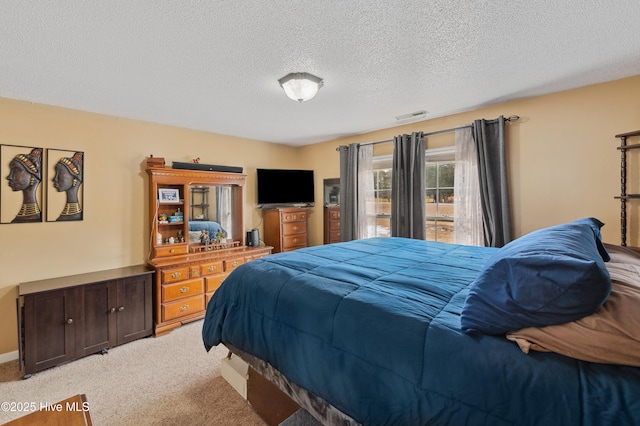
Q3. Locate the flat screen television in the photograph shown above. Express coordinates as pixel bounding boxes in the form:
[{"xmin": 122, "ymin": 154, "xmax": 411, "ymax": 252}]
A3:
[{"xmin": 256, "ymin": 168, "xmax": 315, "ymax": 207}]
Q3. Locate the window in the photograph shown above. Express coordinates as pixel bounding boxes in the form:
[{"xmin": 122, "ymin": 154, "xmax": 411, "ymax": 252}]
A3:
[
  {"xmin": 425, "ymin": 148, "xmax": 455, "ymax": 242},
  {"xmin": 370, "ymin": 167, "xmax": 391, "ymax": 237},
  {"xmin": 371, "ymin": 147, "xmax": 455, "ymax": 242}
]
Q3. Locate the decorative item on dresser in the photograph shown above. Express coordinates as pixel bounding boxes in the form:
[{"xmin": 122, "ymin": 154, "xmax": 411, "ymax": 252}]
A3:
[
  {"xmin": 614, "ymin": 129, "xmax": 640, "ymax": 251},
  {"xmin": 324, "ymin": 205, "xmax": 340, "ymax": 244},
  {"xmin": 263, "ymin": 207, "xmax": 309, "ymax": 253},
  {"xmin": 17, "ymin": 265, "xmax": 154, "ymax": 377},
  {"xmin": 146, "ymin": 159, "xmax": 272, "ymax": 336}
]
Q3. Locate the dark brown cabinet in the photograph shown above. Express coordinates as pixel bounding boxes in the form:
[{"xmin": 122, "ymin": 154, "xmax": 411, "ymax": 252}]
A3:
[
  {"xmin": 22, "ymin": 287, "xmax": 81, "ymax": 375},
  {"xmin": 19, "ymin": 265, "xmax": 153, "ymax": 376}
]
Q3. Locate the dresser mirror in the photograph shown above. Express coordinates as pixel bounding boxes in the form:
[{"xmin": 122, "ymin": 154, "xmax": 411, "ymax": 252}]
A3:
[{"xmin": 187, "ymin": 184, "xmax": 235, "ymax": 243}]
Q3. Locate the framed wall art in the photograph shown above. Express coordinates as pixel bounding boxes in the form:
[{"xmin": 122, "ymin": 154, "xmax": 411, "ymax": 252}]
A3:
[
  {"xmin": 46, "ymin": 149, "xmax": 84, "ymax": 222},
  {"xmin": 158, "ymin": 188, "xmax": 180, "ymax": 203},
  {"xmin": 1, "ymin": 144, "xmax": 44, "ymax": 224}
]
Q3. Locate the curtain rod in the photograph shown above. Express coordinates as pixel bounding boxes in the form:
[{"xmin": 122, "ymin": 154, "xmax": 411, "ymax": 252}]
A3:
[{"xmin": 335, "ymin": 115, "xmax": 520, "ymax": 151}]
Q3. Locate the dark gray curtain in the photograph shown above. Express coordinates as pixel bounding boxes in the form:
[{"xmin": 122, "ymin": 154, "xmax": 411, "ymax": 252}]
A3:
[
  {"xmin": 473, "ymin": 116, "xmax": 512, "ymax": 247},
  {"xmin": 339, "ymin": 143, "xmax": 358, "ymax": 241},
  {"xmin": 391, "ymin": 132, "xmax": 425, "ymax": 239}
]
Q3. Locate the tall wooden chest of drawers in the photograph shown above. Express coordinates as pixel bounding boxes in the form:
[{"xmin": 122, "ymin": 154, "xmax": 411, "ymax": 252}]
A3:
[
  {"xmin": 323, "ymin": 206, "xmax": 341, "ymax": 244},
  {"xmin": 263, "ymin": 207, "xmax": 309, "ymax": 253}
]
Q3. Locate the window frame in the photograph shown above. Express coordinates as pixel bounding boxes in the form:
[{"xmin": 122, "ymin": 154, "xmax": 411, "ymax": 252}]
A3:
[{"xmin": 370, "ymin": 146, "xmax": 456, "ymax": 241}]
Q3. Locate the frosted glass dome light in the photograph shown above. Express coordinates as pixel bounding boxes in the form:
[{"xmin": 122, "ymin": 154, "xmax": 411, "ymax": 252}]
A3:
[{"xmin": 278, "ymin": 72, "xmax": 324, "ymax": 103}]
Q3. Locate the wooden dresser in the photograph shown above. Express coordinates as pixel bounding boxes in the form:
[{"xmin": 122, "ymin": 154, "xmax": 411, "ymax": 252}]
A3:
[
  {"xmin": 263, "ymin": 207, "xmax": 309, "ymax": 253},
  {"xmin": 323, "ymin": 206, "xmax": 341, "ymax": 244},
  {"xmin": 146, "ymin": 163, "xmax": 272, "ymax": 336},
  {"xmin": 148, "ymin": 246, "xmax": 271, "ymax": 335}
]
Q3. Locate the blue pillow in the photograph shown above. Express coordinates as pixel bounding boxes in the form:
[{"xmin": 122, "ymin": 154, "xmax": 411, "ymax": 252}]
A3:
[{"xmin": 461, "ymin": 218, "xmax": 612, "ymax": 335}]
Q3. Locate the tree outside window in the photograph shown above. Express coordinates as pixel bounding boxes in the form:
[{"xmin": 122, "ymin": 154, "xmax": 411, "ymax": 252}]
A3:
[
  {"xmin": 425, "ymin": 161, "xmax": 454, "ymax": 243},
  {"xmin": 371, "ymin": 147, "xmax": 455, "ymax": 242}
]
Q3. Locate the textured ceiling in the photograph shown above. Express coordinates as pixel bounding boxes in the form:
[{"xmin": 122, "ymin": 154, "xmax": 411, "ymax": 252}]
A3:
[{"xmin": 1, "ymin": 1, "xmax": 640, "ymax": 146}]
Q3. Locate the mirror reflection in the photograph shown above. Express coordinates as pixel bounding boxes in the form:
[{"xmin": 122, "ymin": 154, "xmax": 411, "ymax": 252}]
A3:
[{"xmin": 188, "ymin": 185, "xmax": 233, "ymax": 243}]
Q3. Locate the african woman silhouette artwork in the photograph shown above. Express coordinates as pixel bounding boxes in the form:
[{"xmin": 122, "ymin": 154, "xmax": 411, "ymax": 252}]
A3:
[
  {"xmin": 5, "ymin": 148, "xmax": 43, "ymax": 223},
  {"xmin": 52, "ymin": 151, "xmax": 83, "ymax": 221}
]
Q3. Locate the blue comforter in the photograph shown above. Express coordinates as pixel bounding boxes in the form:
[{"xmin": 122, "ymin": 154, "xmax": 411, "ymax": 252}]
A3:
[{"xmin": 202, "ymin": 238, "xmax": 640, "ymax": 425}]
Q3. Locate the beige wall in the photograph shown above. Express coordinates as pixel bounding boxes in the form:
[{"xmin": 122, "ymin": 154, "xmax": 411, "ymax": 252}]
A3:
[
  {"xmin": 1, "ymin": 74, "xmax": 639, "ymax": 357},
  {"xmin": 301, "ymin": 75, "xmax": 640, "ymax": 248},
  {"xmin": 0, "ymin": 100, "xmax": 300, "ymax": 355}
]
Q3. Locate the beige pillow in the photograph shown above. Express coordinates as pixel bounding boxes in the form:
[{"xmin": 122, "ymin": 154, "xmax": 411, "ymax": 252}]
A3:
[{"xmin": 506, "ymin": 244, "xmax": 640, "ymax": 366}]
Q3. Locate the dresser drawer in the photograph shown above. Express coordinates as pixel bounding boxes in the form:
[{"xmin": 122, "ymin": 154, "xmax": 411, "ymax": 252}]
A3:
[
  {"xmin": 201, "ymin": 260, "xmax": 224, "ymax": 276},
  {"xmin": 282, "ymin": 221, "xmax": 306, "ymax": 236},
  {"xmin": 282, "ymin": 211, "xmax": 307, "ymax": 222},
  {"xmin": 161, "ymin": 278, "xmax": 203, "ymax": 303},
  {"xmin": 161, "ymin": 266, "xmax": 190, "ymax": 284},
  {"xmin": 224, "ymin": 258, "xmax": 244, "ymax": 272},
  {"xmin": 155, "ymin": 244, "xmax": 188, "ymax": 257},
  {"xmin": 329, "ymin": 219, "xmax": 340, "ymax": 231},
  {"xmin": 250, "ymin": 252, "xmax": 270, "ymax": 261},
  {"xmin": 189, "ymin": 265, "xmax": 201, "ymax": 278},
  {"xmin": 162, "ymin": 295, "xmax": 204, "ymax": 322},
  {"xmin": 205, "ymin": 273, "xmax": 230, "ymax": 293},
  {"xmin": 330, "ymin": 229, "xmax": 341, "ymax": 242},
  {"xmin": 283, "ymin": 234, "xmax": 307, "ymax": 249}
]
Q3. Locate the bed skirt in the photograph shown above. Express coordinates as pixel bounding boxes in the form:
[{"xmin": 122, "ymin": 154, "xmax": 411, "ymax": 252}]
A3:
[{"xmin": 227, "ymin": 344, "xmax": 360, "ymax": 426}]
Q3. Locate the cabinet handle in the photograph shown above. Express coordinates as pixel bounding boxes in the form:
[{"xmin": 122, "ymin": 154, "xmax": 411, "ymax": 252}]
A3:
[
  {"xmin": 171, "ymin": 272, "xmax": 182, "ymax": 279},
  {"xmin": 180, "ymin": 286, "xmax": 189, "ymax": 293},
  {"xmin": 118, "ymin": 306, "xmax": 125, "ymax": 312},
  {"xmin": 179, "ymin": 304, "xmax": 190, "ymax": 312},
  {"xmin": 170, "ymin": 249, "xmax": 175, "ymax": 253},
  {"xmin": 67, "ymin": 318, "xmax": 73, "ymax": 324},
  {"xmin": 231, "ymin": 261, "xmax": 238, "ymax": 267},
  {"xmin": 293, "ymin": 238, "xmax": 298, "ymax": 244},
  {"xmin": 110, "ymin": 307, "xmax": 116, "ymax": 314},
  {"xmin": 208, "ymin": 265, "xmax": 217, "ymax": 272},
  {"xmin": 292, "ymin": 225, "xmax": 299, "ymax": 231}
]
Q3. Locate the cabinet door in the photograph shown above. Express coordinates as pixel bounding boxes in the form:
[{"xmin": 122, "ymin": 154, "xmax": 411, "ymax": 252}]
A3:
[
  {"xmin": 23, "ymin": 287, "xmax": 81, "ymax": 374},
  {"xmin": 81, "ymin": 281, "xmax": 116, "ymax": 356},
  {"xmin": 116, "ymin": 274, "xmax": 153, "ymax": 345}
]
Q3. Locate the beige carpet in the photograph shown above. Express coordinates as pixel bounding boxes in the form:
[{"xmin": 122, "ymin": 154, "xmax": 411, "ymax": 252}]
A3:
[{"xmin": 0, "ymin": 320, "xmax": 266, "ymax": 425}]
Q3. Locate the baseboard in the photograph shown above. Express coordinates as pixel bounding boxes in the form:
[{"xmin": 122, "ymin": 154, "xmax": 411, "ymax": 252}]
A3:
[{"xmin": 0, "ymin": 350, "xmax": 18, "ymax": 364}]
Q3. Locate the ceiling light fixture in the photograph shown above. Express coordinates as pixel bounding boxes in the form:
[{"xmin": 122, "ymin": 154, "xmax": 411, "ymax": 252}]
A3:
[{"xmin": 278, "ymin": 72, "xmax": 324, "ymax": 103}]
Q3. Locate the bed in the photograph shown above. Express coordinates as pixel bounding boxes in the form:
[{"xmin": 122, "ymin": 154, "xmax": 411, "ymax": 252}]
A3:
[
  {"xmin": 188, "ymin": 220, "xmax": 226, "ymax": 242},
  {"xmin": 202, "ymin": 218, "xmax": 640, "ymax": 425}
]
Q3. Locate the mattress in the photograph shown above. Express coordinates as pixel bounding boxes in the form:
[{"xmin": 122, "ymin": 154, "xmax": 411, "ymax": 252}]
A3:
[{"xmin": 203, "ymin": 237, "xmax": 640, "ymax": 425}]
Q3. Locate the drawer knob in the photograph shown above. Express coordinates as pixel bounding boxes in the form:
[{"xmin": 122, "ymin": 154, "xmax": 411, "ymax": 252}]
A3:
[
  {"xmin": 293, "ymin": 238, "xmax": 298, "ymax": 243},
  {"xmin": 231, "ymin": 261, "xmax": 238, "ymax": 267},
  {"xmin": 292, "ymin": 225, "xmax": 299, "ymax": 231},
  {"xmin": 208, "ymin": 265, "xmax": 217, "ymax": 272},
  {"xmin": 170, "ymin": 249, "xmax": 175, "ymax": 253},
  {"xmin": 179, "ymin": 304, "xmax": 190, "ymax": 312},
  {"xmin": 180, "ymin": 286, "xmax": 189, "ymax": 293},
  {"xmin": 110, "ymin": 307, "xmax": 116, "ymax": 314},
  {"xmin": 67, "ymin": 318, "xmax": 73, "ymax": 324},
  {"xmin": 118, "ymin": 306, "xmax": 125, "ymax": 312},
  {"xmin": 171, "ymin": 272, "xmax": 182, "ymax": 279}
]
